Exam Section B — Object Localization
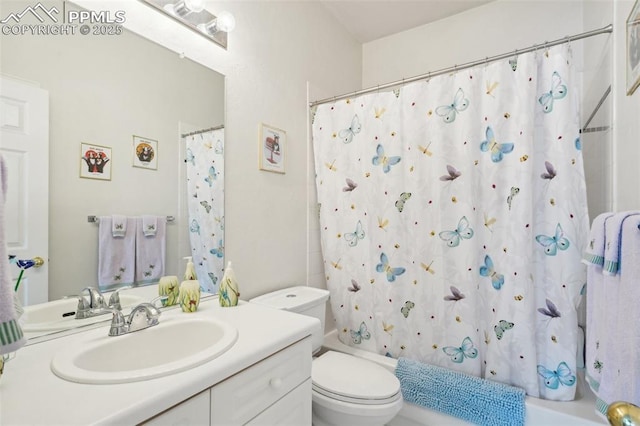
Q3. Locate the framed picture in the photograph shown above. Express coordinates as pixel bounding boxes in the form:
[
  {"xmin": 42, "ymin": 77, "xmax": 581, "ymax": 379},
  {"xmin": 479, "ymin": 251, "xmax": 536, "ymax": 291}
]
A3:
[
  {"xmin": 132, "ymin": 135, "xmax": 158, "ymax": 170},
  {"xmin": 627, "ymin": 0, "xmax": 640, "ymax": 95},
  {"xmin": 259, "ymin": 123, "xmax": 286, "ymax": 174},
  {"xmin": 80, "ymin": 143, "xmax": 111, "ymax": 180}
]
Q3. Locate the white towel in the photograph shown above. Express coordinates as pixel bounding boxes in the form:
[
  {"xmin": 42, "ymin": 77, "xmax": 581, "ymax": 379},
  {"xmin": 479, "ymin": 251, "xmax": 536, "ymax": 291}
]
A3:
[
  {"xmin": 111, "ymin": 214, "xmax": 127, "ymax": 238},
  {"xmin": 98, "ymin": 216, "xmax": 136, "ymax": 291},
  {"xmin": 603, "ymin": 211, "xmax": 640, "ymax": 275},
  {"xmin": 596, "ymin": 215, "xmax": 640, "ymax": 413},
  {"xmin": 0, "ymin": 154, "xmax": 26, "ymax": 354},
  {"xmin": 141, "ymin": 215, "xmax": 157, "ymax": 237},
  {"xmin": 582, "ymin": 212, "xmax": 614, "ymax": 266},
  {"xmin": 135, "ymin": 216, "xmax": 166, "ymax": 285}
]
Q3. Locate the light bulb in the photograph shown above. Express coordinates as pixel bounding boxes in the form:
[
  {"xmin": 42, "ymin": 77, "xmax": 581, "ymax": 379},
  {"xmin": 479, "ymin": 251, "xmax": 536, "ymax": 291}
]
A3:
[
  {"xmin": 215, "ymin": 11, "xmax": 235, "ymax": 32},
  {"xmin": 184, "ymin": 0, "xmax": 204, "ymax": 13}
]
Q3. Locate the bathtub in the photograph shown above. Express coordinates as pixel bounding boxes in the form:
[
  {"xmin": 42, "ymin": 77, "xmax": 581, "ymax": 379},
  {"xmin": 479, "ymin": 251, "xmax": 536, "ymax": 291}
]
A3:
[{"xmin": 322, "ymin": 330, "xmax": 606, "ymax": 426}]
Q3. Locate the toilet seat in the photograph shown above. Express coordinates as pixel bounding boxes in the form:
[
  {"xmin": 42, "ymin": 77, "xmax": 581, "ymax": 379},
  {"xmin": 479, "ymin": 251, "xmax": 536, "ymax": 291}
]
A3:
[{"xmin": 312, "ymin": 351, "xmax": 401, "ymax": 406}]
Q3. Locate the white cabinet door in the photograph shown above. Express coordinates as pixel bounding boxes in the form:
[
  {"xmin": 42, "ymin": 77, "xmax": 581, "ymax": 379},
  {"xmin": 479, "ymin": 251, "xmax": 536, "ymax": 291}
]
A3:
[
  {"xmin": 143, "ymin": 390, "xmax": 210, "ymax": 426},
  {"xmin": 0, "ymin": 76, "xmax": 49, "ymax": 305}
]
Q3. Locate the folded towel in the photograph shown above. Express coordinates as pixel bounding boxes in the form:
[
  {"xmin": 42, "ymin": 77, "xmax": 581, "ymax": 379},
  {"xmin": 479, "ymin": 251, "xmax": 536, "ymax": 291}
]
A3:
[
  {"xmin": 141, "ymin": 215, "xmax": 157, "ymax": 237},
  {"xmin": 135, "ymin": 216, "xmax": 166, "ymax": 285},
  {"xmin": 596, "ymin": 215, "xmax": 640, "ymax": 414},
  {"xmin": 98, "ymin": 216, "xmax": 135, "ymax": 291},
  {"xmin": 0, "ymin": 154, "xmax": 25, "ymax": 354},
  {"xmin": 395, "ymin": 357, "xmax": 525, "ymax": 426},
  {"xmin": 603, "ymin": 211, "xmax": 640, "ymax": 275},
  {"xmin": 582, "ymin": 212, "xmax": 615, "ymax": 266},
  {"xmin": 111, "ymin": 214, "xmax": 127, "ymax": 238}
]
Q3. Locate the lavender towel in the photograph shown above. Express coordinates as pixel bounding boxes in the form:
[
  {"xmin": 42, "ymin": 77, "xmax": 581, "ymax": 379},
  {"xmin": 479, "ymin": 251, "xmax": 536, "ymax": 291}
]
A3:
[
  {"xmin": 603, "ymin": 211, "xmax": 640, "ymax": 275},
  {"xmin": 582, "ymin": 212, "xmax": 615, "ymax": 266},
  {"xmin": 98, "ymin": 216, "xmax": 136, "ymax": 291},
  {"xmin": 135, "ymin": 216, "xmax": 166, "ymax": 285},
  {"xmin": 0, "ymin": 154, "xmax": 25, "ymax": 354}
]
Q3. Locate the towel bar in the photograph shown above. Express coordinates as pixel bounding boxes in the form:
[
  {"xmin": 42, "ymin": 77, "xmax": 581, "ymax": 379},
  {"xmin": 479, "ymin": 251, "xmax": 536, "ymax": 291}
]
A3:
[{"xmin": 88, "ymin": 215, "xmax": 175, "ymax": 223}]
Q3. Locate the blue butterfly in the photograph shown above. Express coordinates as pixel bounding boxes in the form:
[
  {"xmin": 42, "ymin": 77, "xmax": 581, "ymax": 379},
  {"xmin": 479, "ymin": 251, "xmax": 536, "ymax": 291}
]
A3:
[
  {"xmin": 436, "ymin": 88, "xmax": 469, "ymax": 123},
  {"xmin": 376, "ymin": 252, "xmax": 406, "ymax": 282},
  {"xmin": 339, "ymin": 114, "xmax": 362, "ymax": 144},
  {"xmin": 204, "ymin": 166, "xmax": 217, "ymax": 187},
  {"xmin": 185, "ymin": 148, "xmax": 195, "ymax": 165},
  {"xmin": 494, "ymin": 320, "xmax": 514, "ymax": 340},
  {"xmin": 537, "ymin": 362, "xmax": 576, "ymax": 389},
  {"xmin": 443, "ymin": 337, "xmax": 478, "ymax": 363},
  {"xmin": 535, "ymin": 223, "xmax": 570, "ymax": 256},
  {"xmin": 439, "ymin": 216, "xmax": 474, "ymax": 247},
  {"xmin": 209, "ymin": 239, "xmax": 224, "ymax": 258},
  {"xmin": 479, "ymin": 255, "xmax": 504, "ymax": 290},
  {"xmin": 480, "ymin": 126, "xmax": 514, "ymax": 163},
  {"xmin": 344, "ymin": 220, "xmax": 365, "ymax": 247},
  {"xmin": 575, "ymin": 137, "xmax": 582, "ymax": 151},
  {"xmin": 372, "ymin": 144, "xmax": 401, "ymax": 173},
  {"xmin": 208, "ymin": 272, "xmax": 218, "ymax": 286},
  {"xmin": 538, "ymin": 71, "xmax": 567, "ymax": 113},
  {"xmin": 189, "ymin": 219, "xmax": 200, "ymax": 235},
  {"xmin": 350, "ymin": 321, "xmax": 371, "ymax": 344}
]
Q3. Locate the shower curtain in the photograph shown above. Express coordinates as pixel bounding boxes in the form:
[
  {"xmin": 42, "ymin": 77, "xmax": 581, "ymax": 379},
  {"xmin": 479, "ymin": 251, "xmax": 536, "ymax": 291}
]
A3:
[
  {"xmin": 311, "ymin": 45, "xmax": 589, "ymax": 401},
  {"xmin": 185, "ymin": 128, "xmax": 225, "ymax": 293}
]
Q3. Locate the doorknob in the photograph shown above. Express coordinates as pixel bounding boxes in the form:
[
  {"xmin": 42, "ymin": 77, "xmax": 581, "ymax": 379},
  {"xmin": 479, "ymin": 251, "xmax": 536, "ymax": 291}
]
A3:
[
  {"xmin": 32, "ymin": 256, "xmax": 44, "ymax": 267},
  {"xmin": 607, "ymin": 401, "xmax": 640, "ymax": 426}
]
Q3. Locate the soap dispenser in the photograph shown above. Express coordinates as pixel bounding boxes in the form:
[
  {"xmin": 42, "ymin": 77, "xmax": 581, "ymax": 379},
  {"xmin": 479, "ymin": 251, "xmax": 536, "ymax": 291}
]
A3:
[
  {"xmin": 179, "ymin": 257, "xmax": 200, "ymax": 312},
  {"xmin": 183, "ymin": 256, "xmax": 197, "ymax": 280},
  {"xmin": 219, "ymin": 261, "xmax": 240, "ymax": 307}
]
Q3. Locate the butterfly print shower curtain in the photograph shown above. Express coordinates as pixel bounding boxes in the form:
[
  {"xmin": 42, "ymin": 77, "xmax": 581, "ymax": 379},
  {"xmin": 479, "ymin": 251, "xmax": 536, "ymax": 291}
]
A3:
[
  {"xmin": 185, "ymin": 128, "xmax": 225, "ymax": 293},
  {"xmin": 311, "ymin": 45, "xmax": 589, "ymax": 401}
]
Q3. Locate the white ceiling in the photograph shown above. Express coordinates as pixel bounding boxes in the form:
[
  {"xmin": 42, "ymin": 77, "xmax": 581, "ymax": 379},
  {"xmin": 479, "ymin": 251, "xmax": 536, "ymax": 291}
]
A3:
[{"xmin": 319, "ymin": 0, "xmax": 495, "ymax": 43}]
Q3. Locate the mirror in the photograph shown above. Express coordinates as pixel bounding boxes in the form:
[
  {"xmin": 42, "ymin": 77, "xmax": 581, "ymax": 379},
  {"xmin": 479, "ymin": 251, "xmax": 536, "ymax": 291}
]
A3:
[{"xmin": 0, "ymin": 0, "xmax": 224, "ymax": 340}]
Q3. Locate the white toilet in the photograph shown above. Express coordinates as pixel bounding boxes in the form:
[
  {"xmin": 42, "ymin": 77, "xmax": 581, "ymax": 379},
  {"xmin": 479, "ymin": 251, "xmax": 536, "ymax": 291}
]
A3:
[{"xmin": 250, "ymin": 286, "xmax": 403, "ymax": 426}]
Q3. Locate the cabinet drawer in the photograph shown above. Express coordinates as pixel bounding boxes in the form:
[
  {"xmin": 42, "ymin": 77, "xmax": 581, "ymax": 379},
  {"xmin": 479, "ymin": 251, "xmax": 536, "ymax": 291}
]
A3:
[
  {"xmin": 246, "ymin": 379, "xmax": 311, "ymax": 425},
  {"xmin": 211, "ymin": 337, "xmax": 312, "ymax": 425}
]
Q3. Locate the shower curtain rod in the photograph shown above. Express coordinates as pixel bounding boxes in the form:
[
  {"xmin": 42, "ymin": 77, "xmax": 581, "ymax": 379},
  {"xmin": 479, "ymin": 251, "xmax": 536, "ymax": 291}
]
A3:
[
  {"xmin": 309, "ymin": 24, "xmax": 613, "ymax": 107},
  {"xmin": 181, "ymin": 124, "xmax": 224, "ymax": 138}
]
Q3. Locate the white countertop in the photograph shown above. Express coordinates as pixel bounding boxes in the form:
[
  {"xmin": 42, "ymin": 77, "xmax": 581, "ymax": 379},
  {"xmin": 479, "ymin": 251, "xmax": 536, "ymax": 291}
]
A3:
[{"xmin": 0, "ymin": 298, "xmax": 319, "ymax": 425}]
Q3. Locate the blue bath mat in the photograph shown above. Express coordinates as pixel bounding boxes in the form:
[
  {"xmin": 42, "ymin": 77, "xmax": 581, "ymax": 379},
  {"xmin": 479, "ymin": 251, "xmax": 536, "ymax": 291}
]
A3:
[{"xmin": 395, "ymin": 357, "xmax": 526, "ymax": 426}]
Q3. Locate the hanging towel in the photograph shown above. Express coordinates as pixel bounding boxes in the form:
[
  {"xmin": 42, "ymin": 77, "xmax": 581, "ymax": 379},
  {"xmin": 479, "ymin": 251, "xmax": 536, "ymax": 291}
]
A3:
[
  {"xmin": 395, "ymin": 357, "xmax": 525, "ymax": 426},
  {"xmin": 0, "ymin": 154, "xmax": 25, "ymax": 354},
  {"xmin": 595, "ymin": 215, "xmax": 640, "ymax": 417},
  {"xmin": 582, "ymin": 212, "xmax": 615, "ymax": 266},
  {"xmin": 602, "ymin": 211, "xmax": 640, "ymax": 275},
  {"xmin": 135, "ymin": 216, "xmax": 166, "ymax": 285},
  {"xmin": 141, "ymin": 215, "xmax": 157, "ymax": 237},
  {"xmin": 98, "ymin": 216, "xmax": 135, "ymax": 291},
  {"xmin": 111, "ymin": 214, "xmax": 127, "ymax": 237}
]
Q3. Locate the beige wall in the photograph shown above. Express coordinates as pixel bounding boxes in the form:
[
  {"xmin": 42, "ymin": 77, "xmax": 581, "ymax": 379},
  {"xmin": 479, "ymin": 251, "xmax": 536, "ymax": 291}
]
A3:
[{"xmin": 0, "ymin": 4, "xmax": 224, "ymax": 300}]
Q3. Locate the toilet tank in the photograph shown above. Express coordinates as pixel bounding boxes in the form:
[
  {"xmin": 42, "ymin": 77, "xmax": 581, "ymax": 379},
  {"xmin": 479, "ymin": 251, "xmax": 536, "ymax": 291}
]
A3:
[{"xmin": 250, "ymin": 286, "xmax": 330, "ymax": 353}]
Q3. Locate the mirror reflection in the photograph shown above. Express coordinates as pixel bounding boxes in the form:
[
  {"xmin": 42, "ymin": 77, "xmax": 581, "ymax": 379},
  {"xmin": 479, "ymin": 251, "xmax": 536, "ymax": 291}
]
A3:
[{"xmin": 0, "ymin": 1, "xmax": 225, "ymax": 340}]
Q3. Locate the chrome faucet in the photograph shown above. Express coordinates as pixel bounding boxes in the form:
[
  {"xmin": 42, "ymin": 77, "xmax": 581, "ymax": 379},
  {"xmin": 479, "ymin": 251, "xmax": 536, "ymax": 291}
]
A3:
[
  {"xmin": 107, "ymin": 286, "xmax": 131, "ymax": 311},
  {"xmin": 75, "ymin": 287, "xmax": 106, "ymax": 319},
  {"xmin": 96, "ymin": 302, "xmax": 161, "ymax": 336}
]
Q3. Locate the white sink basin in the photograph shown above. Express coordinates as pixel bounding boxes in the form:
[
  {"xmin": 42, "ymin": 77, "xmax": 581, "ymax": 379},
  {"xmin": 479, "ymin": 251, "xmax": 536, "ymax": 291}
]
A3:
[
  {"xmin": 21, "ymin": 294, "xmax": 144, "ymax": 332},
  {"xmin": 51, "ymin": 316, "xmax": 238, "ymax": 384}
]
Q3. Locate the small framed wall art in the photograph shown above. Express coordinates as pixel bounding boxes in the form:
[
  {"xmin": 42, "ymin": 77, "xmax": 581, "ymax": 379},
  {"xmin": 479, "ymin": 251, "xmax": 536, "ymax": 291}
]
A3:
[
  {"xmin": 627, "ymin": 0, "xmax": 640, "ymax": 95},
  {"xmin": 132, "ymin": 135, "xmax": 158, "ymax": 170},
  {"xmin": 80, "ymin": 143, "xmax": 111, "ymax": 181},
  {"xmin": 259, "ymin": 123, "xmax": 286, "ymax": 174}
]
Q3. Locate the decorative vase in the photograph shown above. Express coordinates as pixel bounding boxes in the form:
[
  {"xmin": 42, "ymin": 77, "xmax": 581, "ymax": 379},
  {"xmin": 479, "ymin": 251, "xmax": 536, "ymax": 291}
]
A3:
[{"xmin": 158, "ymin": 275, "xmax": 179, "ymax": 307}]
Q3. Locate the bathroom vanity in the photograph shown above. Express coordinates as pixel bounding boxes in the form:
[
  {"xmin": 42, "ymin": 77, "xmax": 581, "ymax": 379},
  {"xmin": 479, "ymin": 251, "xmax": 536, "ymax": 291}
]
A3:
[{"xmin": 0, "ymin": 298, "xmax": 319, "ymax": 425}]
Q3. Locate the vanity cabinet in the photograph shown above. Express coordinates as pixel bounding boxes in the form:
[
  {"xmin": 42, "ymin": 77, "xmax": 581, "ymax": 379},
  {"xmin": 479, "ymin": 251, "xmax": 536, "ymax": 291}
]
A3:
[{"xmin": 142, "ymin": 337, "xmax": 312, "ymax": 426}]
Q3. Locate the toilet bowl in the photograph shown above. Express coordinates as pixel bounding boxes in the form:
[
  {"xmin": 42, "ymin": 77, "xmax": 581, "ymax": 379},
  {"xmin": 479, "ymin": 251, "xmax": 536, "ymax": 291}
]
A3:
[{"xmin": 250, "ymin": 286, "xmax": 403, "ymax": 426}]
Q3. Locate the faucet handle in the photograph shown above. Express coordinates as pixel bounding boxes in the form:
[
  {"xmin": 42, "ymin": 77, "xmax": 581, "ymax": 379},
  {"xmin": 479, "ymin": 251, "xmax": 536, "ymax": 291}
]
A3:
[
  {"xmin": 80, "ymin": 287, "xmax": 105, "ymax": 309},
  {"xmin": 108, "ymin": 286, "xmax": 132, "ymax": 310},
  {"xmin": 91, "ymin": 307, "xmax": 127, "ymax": 336}
]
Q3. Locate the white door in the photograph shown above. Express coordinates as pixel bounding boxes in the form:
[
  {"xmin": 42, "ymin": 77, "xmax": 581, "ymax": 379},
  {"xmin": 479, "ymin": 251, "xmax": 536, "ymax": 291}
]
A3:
[{"xmin": 0, "ymin": 76, "xmax": 49, "ymax": 306}]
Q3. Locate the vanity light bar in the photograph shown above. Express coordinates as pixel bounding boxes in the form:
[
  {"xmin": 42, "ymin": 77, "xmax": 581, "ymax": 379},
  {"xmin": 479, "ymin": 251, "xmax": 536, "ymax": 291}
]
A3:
[
  {"xmin": 139, "ymin": 0, "xmax": 230, "ymax": 49},
  {"xmin": 88, "ymin": 216, "xmax": 175, "ymax": 223}
]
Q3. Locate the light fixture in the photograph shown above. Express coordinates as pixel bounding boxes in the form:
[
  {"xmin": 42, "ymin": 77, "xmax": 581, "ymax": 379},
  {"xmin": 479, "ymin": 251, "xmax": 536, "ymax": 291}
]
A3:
[{"xmin": 140, "ymin": 0, "xmax": 235, "ymax": 49}]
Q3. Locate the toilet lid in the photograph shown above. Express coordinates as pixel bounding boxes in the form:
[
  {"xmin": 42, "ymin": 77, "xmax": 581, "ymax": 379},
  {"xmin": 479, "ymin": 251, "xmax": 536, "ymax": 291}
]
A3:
[{"xmin": 312, "ymin": 351, "xmax": 401, "ymax": 403}]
